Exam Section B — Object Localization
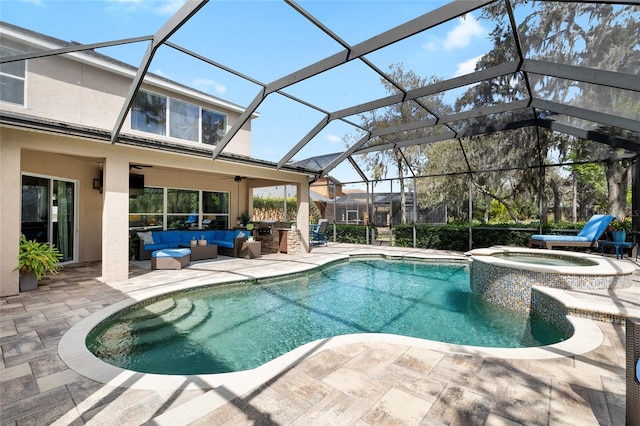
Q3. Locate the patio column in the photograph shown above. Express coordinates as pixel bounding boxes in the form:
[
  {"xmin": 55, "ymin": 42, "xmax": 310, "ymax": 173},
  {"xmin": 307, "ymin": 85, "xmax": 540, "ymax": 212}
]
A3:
[
  {"xmin": 0, "ymin": 139, "xmax": 21, "ymax": 296},
  {"xmin": 634, "ymin": 160, "xmax": 639, "ymax": 243},
  {"xmin": 297, "ymin": 180, "xmax": 310, "ymax": 251},
  {"xmin": 101, "ymin": 155, "xmax": 130, "ymax": 283}
]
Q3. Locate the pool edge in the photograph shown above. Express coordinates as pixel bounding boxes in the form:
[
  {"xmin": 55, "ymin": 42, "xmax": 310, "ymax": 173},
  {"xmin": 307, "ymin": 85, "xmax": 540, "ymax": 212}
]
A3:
[{"xmin": 59, "ymin": 252, "xmax": 606, "ymax": 392}]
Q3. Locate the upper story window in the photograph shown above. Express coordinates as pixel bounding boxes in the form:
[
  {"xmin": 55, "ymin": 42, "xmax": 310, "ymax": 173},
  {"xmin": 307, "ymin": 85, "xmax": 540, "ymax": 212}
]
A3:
[
  {"xmin": 0, "ymin": 46, "xmax": 26, "ymax": 106},
  {"xmin": 131, "ymin": 89, "xmax": 227, "ymax": 145}
]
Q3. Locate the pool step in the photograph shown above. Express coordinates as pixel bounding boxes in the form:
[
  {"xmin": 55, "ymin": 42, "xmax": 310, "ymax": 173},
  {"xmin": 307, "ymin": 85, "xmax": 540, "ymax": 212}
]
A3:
[
  {"xmin": 131, "ymin": 298, "xmax": 195, "ymax": 333},
  {"xmin": 123, "ymin": 298, "xmax": 177, "ymax": 320},
  {"xmin": 172, "ymin": 300, "xmax": 210, "ymax": 332},
  {"xmin": 127, "ymin": 299, "xmax": 211, "ymax": 348}
]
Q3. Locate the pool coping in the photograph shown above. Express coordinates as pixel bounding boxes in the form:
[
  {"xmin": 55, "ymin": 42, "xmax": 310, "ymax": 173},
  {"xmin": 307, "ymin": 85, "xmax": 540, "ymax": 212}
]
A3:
[
  {"xmin": 468, "ymin": 246, "xmax": 636, "ymax": 276},
  {"xmin": 59, "ymin": 251, "xmax": 607, "ymax": 396}
]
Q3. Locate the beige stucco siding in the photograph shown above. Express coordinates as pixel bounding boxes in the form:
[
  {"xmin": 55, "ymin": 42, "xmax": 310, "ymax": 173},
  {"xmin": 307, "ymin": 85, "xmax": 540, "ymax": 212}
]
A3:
[
  {"xmin": 1, "ymin": 127, "xmax": 310, "ymax": 296},
  {"xmin": 2, "ymin": 52, "xmax": 252, "ymax": 156}
]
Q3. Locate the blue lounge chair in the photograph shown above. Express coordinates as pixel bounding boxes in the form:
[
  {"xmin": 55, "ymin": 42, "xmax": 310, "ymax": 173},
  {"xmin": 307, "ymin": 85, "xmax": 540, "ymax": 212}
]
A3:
[
  {"xmin": 310, "ymin": 219, "xmax": 329, "ymax": 246},
  {"xmin": 528, "ymin": 214, "xmax": 614, "ymax": 250}
]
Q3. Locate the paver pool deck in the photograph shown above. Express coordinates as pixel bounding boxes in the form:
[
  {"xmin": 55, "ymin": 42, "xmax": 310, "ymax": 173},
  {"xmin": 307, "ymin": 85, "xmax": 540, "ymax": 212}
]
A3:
[{"xmin": 1, "ymin": 243, "xmax": 638, "ymax": 425}]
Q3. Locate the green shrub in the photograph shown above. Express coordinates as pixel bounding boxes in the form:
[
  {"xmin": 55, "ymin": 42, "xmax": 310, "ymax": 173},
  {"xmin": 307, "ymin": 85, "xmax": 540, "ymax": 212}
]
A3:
[
  {"xmin": 394, "ymin": 222, "xmax": 585, "ymax": 250},
  {"xmin": 333, "ymin": 224, "xmax": 377, "ymax": 244}
]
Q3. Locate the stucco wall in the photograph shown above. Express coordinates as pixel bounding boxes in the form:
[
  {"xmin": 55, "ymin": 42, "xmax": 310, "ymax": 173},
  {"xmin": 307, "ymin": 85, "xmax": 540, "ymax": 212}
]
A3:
[
  {"xmin": 1, "ymin": 127, "xmax": 309, "ymax": 296},
  {"xmin": 1, "ymin": 42, "xmax": 252, "ymax": 156},
  {"xmin": 21, "ymin": 149, "xmax": 104, "ymax": 262}
]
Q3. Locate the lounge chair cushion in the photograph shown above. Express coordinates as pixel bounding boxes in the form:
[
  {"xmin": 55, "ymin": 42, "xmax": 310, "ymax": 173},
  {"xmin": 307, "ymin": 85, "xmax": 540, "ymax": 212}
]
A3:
[
  {"xmin": 530, "ymin": 235, "xmax": 592, "ymax": 242},
  {"xmin": 530, "ymin": 214, "xmax": 614, "ymax": 244}
]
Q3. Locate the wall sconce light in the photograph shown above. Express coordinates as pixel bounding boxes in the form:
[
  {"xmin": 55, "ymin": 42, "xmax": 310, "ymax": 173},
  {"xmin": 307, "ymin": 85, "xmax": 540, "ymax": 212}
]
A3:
[{"xmin": 93, "ymin": 164, "xmax": 103, "ymax": 193}]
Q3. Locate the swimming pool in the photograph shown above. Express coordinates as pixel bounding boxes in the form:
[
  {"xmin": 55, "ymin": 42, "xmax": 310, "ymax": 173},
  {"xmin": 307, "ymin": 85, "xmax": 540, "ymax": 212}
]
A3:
[{"xmin": 87, "ymin": 258, "xmax": 566, "ymax": 375}]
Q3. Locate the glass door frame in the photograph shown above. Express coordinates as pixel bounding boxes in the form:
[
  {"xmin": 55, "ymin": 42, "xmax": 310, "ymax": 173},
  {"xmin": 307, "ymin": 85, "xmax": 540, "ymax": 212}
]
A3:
[{"xmin": 21, "ymin": 172, "xmax": 79, "ymax": 265}]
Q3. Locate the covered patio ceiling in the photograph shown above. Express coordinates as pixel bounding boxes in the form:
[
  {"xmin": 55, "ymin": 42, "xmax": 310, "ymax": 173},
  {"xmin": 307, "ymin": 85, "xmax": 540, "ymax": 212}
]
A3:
[{"xmin": 2, "ymin": 0, "xmax": 639, "ymax": 184}]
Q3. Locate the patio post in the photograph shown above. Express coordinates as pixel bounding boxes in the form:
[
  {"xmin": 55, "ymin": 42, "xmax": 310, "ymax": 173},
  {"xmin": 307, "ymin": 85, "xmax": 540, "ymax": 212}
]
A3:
[
  {"xmin": 101, "ymin": 155, "xmax": 130, "ymax": 283},
  {"xmin": 0, "ymin": 139, "xmax": 21, "ymax": 296},
  {"xmin": 468, "ymin": 174, "xmax": 473, "ymax": 251}
]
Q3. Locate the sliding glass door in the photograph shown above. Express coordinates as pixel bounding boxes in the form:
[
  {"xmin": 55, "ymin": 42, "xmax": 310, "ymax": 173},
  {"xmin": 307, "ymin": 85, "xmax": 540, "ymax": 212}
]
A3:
[{"xmin": 21, "ymin": 175, "xmax": 76, "ymax": 263}]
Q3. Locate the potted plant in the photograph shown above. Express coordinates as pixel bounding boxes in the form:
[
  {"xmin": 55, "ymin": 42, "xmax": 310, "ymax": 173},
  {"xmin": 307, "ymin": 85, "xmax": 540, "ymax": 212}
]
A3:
[
  {"xmin": 609, "ymin": 217, "xmax": 632, "ymax": 242},
  {"xmin": 14, "ymin": 234, "xmax": 63, "ymax": 291},
  {"xmin": 239, "ymin": 212, "xmax": 250, "ymax": 227},
  {"xmin": 246, "ymin": 223, "xmax": 254, "ymax": 241}
]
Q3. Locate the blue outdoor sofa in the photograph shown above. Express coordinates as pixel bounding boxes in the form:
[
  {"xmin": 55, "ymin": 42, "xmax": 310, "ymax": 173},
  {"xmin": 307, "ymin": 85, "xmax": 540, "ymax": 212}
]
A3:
[{"xmin": 138, "ymin": 229, "xmax": 247, "ymax": 260}]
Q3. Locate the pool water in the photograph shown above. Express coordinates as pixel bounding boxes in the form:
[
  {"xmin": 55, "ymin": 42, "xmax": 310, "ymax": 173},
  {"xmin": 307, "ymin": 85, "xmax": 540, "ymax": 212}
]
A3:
[
  {"xmin": 87, "ymin": 259, "xmax": 567, "ymax": 375},
  {"xmin": 492, "ymin": 252, "xmax": 597, "ymax": 267}
]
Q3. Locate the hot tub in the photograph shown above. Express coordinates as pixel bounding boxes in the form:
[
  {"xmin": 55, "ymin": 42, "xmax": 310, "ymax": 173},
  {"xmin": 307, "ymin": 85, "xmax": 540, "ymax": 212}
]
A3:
[{"xmin": 468, "ymin": 247, "xmax": 634, "ymax": 315}]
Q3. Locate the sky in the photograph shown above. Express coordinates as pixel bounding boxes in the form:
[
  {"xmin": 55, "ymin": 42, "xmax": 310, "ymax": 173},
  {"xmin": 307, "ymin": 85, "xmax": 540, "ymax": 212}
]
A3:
[{"xmin": 1, "ymin": 0, "xmax": 497, "ymax": 188}]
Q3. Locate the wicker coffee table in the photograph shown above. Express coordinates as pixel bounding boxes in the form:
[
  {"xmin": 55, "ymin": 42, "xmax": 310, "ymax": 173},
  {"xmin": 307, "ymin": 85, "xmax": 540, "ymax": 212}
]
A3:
[{"xmin": 181, "ymin": 244, "xmax": 217, "ymax": 261}]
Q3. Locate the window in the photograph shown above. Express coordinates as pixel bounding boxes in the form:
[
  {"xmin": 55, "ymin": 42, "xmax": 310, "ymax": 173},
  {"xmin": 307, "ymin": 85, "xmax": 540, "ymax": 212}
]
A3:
[
  {"xmin": 131, "ymin": 91, "xmax": 166, "ymax": 135},
  {"xmin": 202, "ymin": 109, "xmax": 226, "ymax": 146},
  {"xmin": 169, "ymin": 98, "xmax": 199, "ymax": 142},
  {"xmin": 129, "ymin": 187, "xmax": 230, "ymax": 230},
  {"xmin": 203, "ymin": 191, "xmax": 230, "ymax": 229},
  {"xmin": 129, "ymin": 187, "xmax": 164, "ymax": 229},
  {"xmin": 0, "ymin": 46, "xmax": 26, "ymax": 106},
  {"xmin": 167, "ymin": 188, "xmax": 198, "ymax": 230},
  {"xmin": 131, "ymin": 90, "xmax": 227, "ymax": 145}
]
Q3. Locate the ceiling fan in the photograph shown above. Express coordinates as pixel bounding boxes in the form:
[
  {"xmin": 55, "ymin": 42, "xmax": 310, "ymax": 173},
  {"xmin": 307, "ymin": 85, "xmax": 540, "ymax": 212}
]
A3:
[
  {"xmin": 221, "ymin": 175, "xmax": 254, "ymax": 182},
  {"xmin": 130, "ymin": 164, "xmax": 152, "ymax": 170}
]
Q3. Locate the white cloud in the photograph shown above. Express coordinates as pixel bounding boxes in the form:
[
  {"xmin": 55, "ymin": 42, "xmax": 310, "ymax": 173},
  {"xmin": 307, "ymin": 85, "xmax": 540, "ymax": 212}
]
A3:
[
  {"xmin": 105, "ymin": 0, "xmax": 186, "ymax": 15},
  {"xmin": 422, "ymin": 14, "xmax": 485, "ymax": 52},
  {"xmin": 454, "ymin": 55, "xmax": 483, "ymax": 77},
  {"xmin": 154, "ymin": 0, "xmax": 187, "ymax": 15},
  {"xmin": 325, "ymin": 134, "xmax": 342, "ymax": 143},
  {"xmin": 422, "ymin": 40, "xmax": 438, "ymax": 52},
  {"xmin": 193, "ymin": 78, "xmax": 227, "ymax": 94}
]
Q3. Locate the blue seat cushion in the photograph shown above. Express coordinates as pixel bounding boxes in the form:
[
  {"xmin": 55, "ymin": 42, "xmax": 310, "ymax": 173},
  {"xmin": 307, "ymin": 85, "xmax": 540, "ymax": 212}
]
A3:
[
  {"xmin": 201, "ymin": 231, "xmax": 215, "ymax": 241},
  {"xmin": 530, "ymin": 235, "xmax": 592, "ymax": 242},
  {"xmin": 152, "ymin": 248, "xmax": 191, "ymax": 258},
  {"xmin": 217, "ymin": 240, "xmax": 234, "ymax": 249},
  {"xmin": 144, "ymin": 243, "xmax": 169, "ymax": 251},
  {"xmin": 159, "ymin": 231, "xmax": 182, "ymax": 245}
]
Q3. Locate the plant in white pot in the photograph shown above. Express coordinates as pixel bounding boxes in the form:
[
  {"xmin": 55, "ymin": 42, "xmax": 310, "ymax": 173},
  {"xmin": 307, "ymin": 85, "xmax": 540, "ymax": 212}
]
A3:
[
  {"xmin": 15, "ymin": 234, "xmax": 63, "ymax": 291},
  {"xmin": 245, "ymin": 223, "xmax": 254, "ymax": 241}
]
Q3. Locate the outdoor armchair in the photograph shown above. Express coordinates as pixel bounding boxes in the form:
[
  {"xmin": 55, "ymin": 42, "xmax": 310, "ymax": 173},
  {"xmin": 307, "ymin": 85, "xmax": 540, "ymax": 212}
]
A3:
[{"xmin": 310, "ymin": 219, "xmax": 329, "ymax": 246}]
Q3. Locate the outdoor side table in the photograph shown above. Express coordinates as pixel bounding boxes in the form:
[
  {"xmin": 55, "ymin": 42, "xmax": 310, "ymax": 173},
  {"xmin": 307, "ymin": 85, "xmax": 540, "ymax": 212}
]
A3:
[
  {"xmin": 600, "ymin": 240, "xmax": 637, "ymax": 259},
  {"xmin": 241, "ymin": 241, "xmax": 261, "ymax": 259},
  {"xmin": 189, "ymin": 244, "xmax": 218, "ymax": 261}
]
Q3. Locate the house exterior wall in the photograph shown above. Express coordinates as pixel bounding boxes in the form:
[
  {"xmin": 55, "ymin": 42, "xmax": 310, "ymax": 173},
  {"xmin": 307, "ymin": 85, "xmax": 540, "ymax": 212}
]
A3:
[
  {"xmin": 310, "ymin": 177, "xmax": 343, "ymax": 199},
  {"xmin": 21, "ymin": 148, "xmax": 105, "ymax": 263},
  {"xmin": 1, "ymin": 32, "xmax": 251, "ymax": 156},
  {"xmin": 1, "ymin": 127, "xmax": 310, "ymax": 296},
  {"xmin": 0, "ymin": 25, "xmax": 311, "ymax": 296}
]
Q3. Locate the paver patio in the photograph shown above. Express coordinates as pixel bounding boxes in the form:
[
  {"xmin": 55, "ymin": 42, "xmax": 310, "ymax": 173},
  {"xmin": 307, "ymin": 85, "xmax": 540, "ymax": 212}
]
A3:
[{"xmin": 1, "ymin": 243, "xmax": 638, "ymax": 425}]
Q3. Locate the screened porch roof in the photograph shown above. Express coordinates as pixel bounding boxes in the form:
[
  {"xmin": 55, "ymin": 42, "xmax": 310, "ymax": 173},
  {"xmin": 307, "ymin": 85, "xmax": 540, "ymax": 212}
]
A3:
[{"xmin": 1, "ymin": 0, "xmax": 638, "ymax": 184}]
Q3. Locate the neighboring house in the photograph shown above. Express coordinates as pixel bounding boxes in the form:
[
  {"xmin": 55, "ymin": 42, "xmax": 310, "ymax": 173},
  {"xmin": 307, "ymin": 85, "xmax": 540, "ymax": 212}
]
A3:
[
  {"xmin": 0, "ymin": 22, "xmax": 313, "ymax": 296},
  {"xmin": 323, "ymin": 192, "xmax": 447, "ymax": 226},
  {"xmin": 310, "ymin": 176, "xmax": 344, "ymax": 200}
]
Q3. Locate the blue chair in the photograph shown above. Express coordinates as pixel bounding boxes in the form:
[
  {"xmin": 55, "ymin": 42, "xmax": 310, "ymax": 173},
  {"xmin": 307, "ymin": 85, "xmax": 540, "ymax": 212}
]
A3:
[
  {"xmin": 310, "ymin": 219, "xmax": 329, "ymax": 246},
  {"xmin": 185, "ymin": 215, "xmax": 198, "ymax": 228},
  {"xmin": 529, "ymin": 214, "xmax": 614, "ymax": 250}
]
